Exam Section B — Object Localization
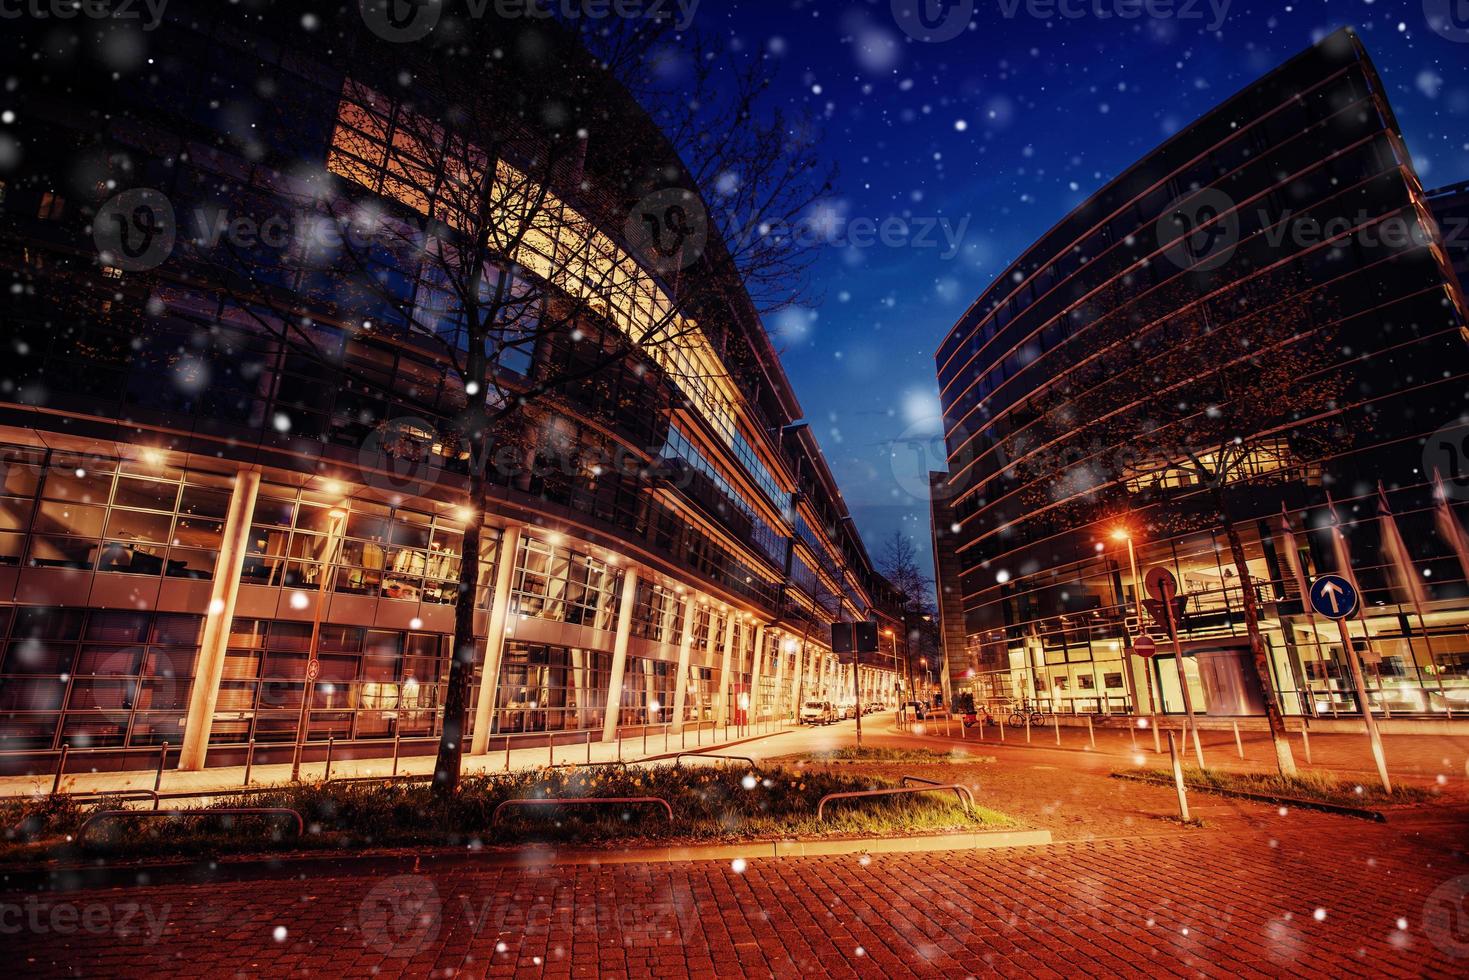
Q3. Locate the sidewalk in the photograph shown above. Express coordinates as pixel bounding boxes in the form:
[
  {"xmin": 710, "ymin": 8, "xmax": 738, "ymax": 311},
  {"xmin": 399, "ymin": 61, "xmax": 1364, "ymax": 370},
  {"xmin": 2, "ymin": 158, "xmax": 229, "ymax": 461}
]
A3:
[
  {"xmin": 0, "ymin": 722, "xmax": 789, "ymax": 801},
  {"xmin": 889, "ymin": 713, "xmax": 1469, "ymax": 788}
]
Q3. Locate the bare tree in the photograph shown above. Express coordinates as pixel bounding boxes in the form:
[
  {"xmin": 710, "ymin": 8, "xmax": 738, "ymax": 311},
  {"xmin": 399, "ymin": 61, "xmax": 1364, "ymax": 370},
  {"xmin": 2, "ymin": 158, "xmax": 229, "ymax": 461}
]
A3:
[{"xmin": 1000, "ymin": 270, "xmax": 1350, "ymax": 775}]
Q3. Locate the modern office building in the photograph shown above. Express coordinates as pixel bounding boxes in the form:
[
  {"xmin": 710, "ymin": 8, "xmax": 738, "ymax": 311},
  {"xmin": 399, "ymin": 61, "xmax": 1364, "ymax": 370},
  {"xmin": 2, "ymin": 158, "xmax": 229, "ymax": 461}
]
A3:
[
  {"xmin": 931, "ymin": 29, "xmax": 1469, "ymax": 721},
  {"xmin": 1429, "ymin": 180, "xmax": 1469, "ymax": 289},
  {"xmin": 0, "ymin": 6, "xmax": 899, "ymax": 775}
]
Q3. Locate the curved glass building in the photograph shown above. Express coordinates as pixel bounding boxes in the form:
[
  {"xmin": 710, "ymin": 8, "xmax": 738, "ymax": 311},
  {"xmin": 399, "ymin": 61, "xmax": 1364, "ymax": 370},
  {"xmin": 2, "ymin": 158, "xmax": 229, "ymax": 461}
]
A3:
[
  {"xmin": 932, "ymin": 29, "xmax": 1469, "ymax": 722},
  {"xmin": 0, "ymin": 6, "xmax": 899, "ymax": 775}
]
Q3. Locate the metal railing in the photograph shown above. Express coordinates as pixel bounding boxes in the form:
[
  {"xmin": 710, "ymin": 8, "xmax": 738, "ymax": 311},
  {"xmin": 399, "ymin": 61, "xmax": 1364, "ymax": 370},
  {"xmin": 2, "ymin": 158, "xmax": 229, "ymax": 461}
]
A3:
[
  {"xmin": 899, "ymin": 776, "xmax": 976, "ymax": 808},
  {"xmin": 816, "ymin": 784, "xmax": 975, "ymax": 821},
  {"xmin": 77, "ymin": 807, "xmax": 305, "ymax": 847},
  {"xmin": 490, "ymin": 796, "xmax": 673, "ymax": 824},
  {"xmin": 673, "ymin": 752, "xmax": 758, "ymax": 770}
]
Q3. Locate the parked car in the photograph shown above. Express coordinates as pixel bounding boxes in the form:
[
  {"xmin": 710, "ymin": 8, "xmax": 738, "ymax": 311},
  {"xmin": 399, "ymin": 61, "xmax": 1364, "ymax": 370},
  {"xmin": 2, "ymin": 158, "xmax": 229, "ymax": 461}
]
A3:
[
  {"xmin": 863, "ymin": 701, "xmax": 883, "ymax": 715},
  {"xmin": 901, "ymin": 700, "xmax": 928, "ymax": 720},
  {"xmin": 799, "ymin": 700, "xmax": 836, "ymax": 725},
  {"xmin": 836, "ymin": 700, "xmax": 858, "ymax": 720}
]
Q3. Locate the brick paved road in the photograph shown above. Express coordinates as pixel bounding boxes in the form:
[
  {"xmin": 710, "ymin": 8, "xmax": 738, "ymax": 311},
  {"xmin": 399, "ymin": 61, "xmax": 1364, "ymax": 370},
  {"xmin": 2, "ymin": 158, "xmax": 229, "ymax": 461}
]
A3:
[{"xmin": 8, "ymin": 801, "xmax": 1468, "ymax": 978}]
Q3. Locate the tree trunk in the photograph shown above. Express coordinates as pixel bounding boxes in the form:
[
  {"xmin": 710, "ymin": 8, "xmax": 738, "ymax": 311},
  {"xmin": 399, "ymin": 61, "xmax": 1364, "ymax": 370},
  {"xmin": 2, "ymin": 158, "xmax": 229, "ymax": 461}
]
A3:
[
  {"xmin": 433, "ymin": 466, "xmax": 486, "ymax": 796},
  {"xmin": 1214, "ymin": 488, "xmax": 1297, "ymax": 777}
]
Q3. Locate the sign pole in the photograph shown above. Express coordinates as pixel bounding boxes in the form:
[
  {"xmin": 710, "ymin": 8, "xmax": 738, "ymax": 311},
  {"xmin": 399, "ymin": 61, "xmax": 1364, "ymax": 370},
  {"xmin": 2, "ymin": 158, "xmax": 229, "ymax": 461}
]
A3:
[
  {"xmin": 1310, "ymin": 574, "xmax": 1391, "ymax": 793},
  {"xmin": 1164, "ymin": 598, "xmax": 1206, "ymax": 770},
  {"xmin": 1336, "ymin": 615, "xmax": 1391, "ymax": 793}
]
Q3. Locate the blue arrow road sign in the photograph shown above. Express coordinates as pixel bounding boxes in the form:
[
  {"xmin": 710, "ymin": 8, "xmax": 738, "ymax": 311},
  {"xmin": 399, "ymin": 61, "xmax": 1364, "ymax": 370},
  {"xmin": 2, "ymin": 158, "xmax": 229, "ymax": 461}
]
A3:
[{"xmin": 1310, "ymin": 574, "xmax": 1359, "ymax": 620}]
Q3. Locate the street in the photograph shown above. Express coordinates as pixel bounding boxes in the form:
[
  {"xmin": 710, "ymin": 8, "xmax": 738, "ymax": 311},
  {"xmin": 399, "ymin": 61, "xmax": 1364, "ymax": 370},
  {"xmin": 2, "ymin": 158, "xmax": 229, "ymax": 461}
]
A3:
[{"xmin": 7, "ymin": 718, "xmax": 1469, "ymax": 977}]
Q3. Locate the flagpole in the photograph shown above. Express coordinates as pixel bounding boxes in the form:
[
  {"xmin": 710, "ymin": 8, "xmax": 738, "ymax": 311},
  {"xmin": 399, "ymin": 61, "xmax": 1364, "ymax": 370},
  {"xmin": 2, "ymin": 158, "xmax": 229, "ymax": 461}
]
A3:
[
  {"xmin": 1326, "ymin": 491, "xmax": 1387, "ymax": 718},
  {"xmin": 1378, "ymin": 481, "xmax": 1450, "ymax": 718},
  {"xmin": 1278, "ymin": 505, "xmax": 1332, "ymax": 717}
]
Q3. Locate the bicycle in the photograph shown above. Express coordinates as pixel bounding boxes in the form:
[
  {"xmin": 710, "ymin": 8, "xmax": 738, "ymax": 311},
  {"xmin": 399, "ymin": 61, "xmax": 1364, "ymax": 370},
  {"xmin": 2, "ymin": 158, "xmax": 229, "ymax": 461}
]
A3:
[{"xmin": 1006, "ymin": 701, "xmax": 1046, "ymax": 728}]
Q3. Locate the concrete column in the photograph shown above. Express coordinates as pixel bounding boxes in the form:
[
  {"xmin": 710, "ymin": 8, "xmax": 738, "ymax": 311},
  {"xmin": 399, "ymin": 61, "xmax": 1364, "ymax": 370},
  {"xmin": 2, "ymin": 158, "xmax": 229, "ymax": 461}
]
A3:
[
  {"xmin": 671, "ymin": 597, "xmax": 697, "ymax": 734},
  {"xmin": 750, "ymin": 625, "xmax": 767, "ymax": 721},
  {"xmin": 470, "ymin": 525, "xmax": 522, "ymax": 755},
  {"xmin": 179, "ymin": 468, "xmax": 261, "ymax": 771},
  {"xmin": 772, "ymin": 636, "xmax": 788, "ymax": 720},
  {"xmin": 789, "ymin": 639, "xmax": 805, "ymax": 713},
  {"xmin": 601, "ymin": 566, "xmax": 640, "ymax": 742},
  {"xmin": 715, "ymin": 612, "xmax": 736, "ymax": 726}
]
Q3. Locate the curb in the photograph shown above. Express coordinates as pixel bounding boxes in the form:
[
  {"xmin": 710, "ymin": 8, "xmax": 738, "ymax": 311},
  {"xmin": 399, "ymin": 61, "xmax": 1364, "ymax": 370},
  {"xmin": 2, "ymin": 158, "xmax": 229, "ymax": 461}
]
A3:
[
  {"xmin": 1109, "ymin": 772, "xmax": 1388, "ymax": 822},
  {"xmin": 0, "ymin": 827, "xmax": 1053, "ymax": 893}
]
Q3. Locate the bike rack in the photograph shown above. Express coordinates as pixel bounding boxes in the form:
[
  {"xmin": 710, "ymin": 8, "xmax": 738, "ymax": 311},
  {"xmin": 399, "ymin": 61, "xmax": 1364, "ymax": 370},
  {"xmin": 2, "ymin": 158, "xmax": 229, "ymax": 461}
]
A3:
[
  {"xmin": 899, "ymin": 776, "xmax": 976, "ymax": 808},
  {"xmin": 816, "ymin": 784, "xmax": 974, "ymax": 821},
  {"xmin": 491, "ymin": 796, "xmax": 673, "ymax": 824},
  {"xmin": 77, "ymin": 807, "xmax": 305, "ymax": 847},
  {"xmin": 673, "ymin": 752, "xmax": 758, "ymax": 770}
]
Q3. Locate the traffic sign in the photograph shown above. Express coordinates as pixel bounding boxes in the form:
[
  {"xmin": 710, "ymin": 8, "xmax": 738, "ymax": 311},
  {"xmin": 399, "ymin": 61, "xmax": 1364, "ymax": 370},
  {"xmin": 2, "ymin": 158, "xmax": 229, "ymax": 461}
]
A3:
[
  {"xmin": 305, "ymin": 659, "xmax": 320, "ymax": 682},
  {"xmin": 1310, "ymin": 574, "xmax": 1359, "ymax": 620},
  {"xmin": 1133, "ymin": 634, "xmax": 1157, "ymax": 658},
  {"xmin": 1144, "ymin": 566, "xmax": 1178, "ymax": 600}
]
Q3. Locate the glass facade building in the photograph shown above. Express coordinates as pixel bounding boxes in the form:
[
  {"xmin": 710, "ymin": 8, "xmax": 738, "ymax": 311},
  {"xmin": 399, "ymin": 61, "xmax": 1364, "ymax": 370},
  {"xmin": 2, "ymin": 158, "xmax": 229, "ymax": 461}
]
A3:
[
  {"xmin": 0, "ymin": 7, "xmax": 899, "ymax": 775},
  {"xmin": 931, "ymin": 30, "xmax": 1469, "ymax": 722}
]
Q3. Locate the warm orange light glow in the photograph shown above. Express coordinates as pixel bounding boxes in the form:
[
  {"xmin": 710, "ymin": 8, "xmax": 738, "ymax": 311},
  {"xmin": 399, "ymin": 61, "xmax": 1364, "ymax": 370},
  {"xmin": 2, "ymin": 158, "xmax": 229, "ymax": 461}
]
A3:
[{"xmin": 1110, "ymin": 528, "xmax": 1130, "ymax": 542}]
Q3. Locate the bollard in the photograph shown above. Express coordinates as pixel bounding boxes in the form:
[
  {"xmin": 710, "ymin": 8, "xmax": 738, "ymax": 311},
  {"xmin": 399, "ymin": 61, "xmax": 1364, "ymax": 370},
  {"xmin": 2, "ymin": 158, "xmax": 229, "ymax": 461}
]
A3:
[
  {"xmin": 392, "ymin": 729, "xmax": 401, "ymax": 776},
  {"xmin": 1129, "ymin": 724, "xmax": 1137, "ymax": 752},
  {"xmin": 323, "ymin": 736, "xmax": 335, "ymax": 782},
  {"xmin": 1152, "ymin": 720, "xmax": 1162, "ymax": 755},
  {"xmin": 643, "ymin": 725, "xmax": 648, "ymax": 756},
  {"xmin": 1053, "ymin": 712, "xmax": 1061, "ymax": 746},
  {"xmin": 154, "ymin": 742, "xmax": 168, "ymax": 808},
  {"xmin": 618, "ymin": 728, "xmax": 624, "ymax": 762},
  {"xmin": 959, "ymin": 717, "xmax": 966, "ymax": 740},
  {"xmin": 1168, "ymin": 732, "xmax": 1190, "ymax": 822},
  {"xmin": 681, "ymin": 726, "xmax": 687, "ymax": 750},
  {"xmin": 998, "ymin": 717, "xmax": 1005, "ymax": 742},
  {"xmin": 1233, "ymin": 721, "xmax": 1244, "ymax": 760},
  {"xmin": 1025, "ymin": 713, "xmax": 1031, "ymax": 744},
  {"xmin": 1300, "ymin": 723, "xmax": 1313, "ymax": 764},
  {"xmin": 505, "ymin": 735, "xmax": 512, "ymax": 772},
  {"xmin": 51, "ymin": 743, "xmax": 70, "ymax": 796},
  {"xmin": 1086, "ymin": 716, "xmax": 1095, "ymax": 750},
  {"xmin": 587, "ymin": 730, "xmax": 593, "ymax": 766},
  {"xmin": 549, "ymin": 731, "xmax": 555, "ymax": 768},
  {"xmin": 244, "ymin": 738, "xmax": 257, "ymax": 786}
]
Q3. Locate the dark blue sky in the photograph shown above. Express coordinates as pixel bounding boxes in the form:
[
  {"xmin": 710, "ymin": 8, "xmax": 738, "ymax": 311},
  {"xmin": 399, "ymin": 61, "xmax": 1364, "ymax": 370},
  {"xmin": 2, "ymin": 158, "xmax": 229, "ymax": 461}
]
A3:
[{"xmin": 691, "ymin": 0, "xmax": 1469, "ymax": 579}]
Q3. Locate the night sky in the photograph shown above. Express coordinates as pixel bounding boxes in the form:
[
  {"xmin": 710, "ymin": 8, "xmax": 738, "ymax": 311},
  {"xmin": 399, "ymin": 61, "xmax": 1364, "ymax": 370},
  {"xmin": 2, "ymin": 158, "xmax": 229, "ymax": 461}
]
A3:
[{"xmin": 687, "ymin": 0, "xmax": 1469, "ymax": 580}]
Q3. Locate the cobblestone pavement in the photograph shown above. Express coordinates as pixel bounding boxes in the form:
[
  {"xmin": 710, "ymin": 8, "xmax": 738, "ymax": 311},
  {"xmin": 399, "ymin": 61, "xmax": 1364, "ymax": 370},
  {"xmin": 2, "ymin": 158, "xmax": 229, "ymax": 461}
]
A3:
[{"xmin": 7, "ymin": 776, "xmax": 1469, "ymax": 978}]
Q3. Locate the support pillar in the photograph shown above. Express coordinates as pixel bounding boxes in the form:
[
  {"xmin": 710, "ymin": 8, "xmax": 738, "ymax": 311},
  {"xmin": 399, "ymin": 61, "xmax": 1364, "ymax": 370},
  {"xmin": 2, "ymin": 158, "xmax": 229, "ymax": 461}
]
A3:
[
  {"xmin": 750, "ymin": 625, "xmax": 767, "ymax": 722},
  {"xmin": 470, "ymin": 525, "xmax": 522, "ymax": 755},
  {"xmin": 601, "ymin": 566, "xmax": 640, "ymax": 743},
  {"xmin": 179, "ymin": 468, "xmax": 261, "ymax": 771},
  {"xmin": 715, "ymin": 611, "xmax": 736, "ymax": 726},
  {"xmin": 789, "ymin": 639, "xmax": 805, "ymax": 716},
  {"xmin": 670, "ymin": 596, "xmax": 697, "ymax": 734},
  {"xmin": 772, "ymin": 635, "xmax": 788, "ymax": 720}
]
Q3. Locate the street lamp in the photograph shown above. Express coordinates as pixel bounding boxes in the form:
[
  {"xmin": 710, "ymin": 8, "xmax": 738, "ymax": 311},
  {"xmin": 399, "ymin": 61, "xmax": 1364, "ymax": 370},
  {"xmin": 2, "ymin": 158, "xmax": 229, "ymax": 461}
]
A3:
[{"xmin": 1112, "ymin": 525, "xmax": 1159, "ymax": 728}]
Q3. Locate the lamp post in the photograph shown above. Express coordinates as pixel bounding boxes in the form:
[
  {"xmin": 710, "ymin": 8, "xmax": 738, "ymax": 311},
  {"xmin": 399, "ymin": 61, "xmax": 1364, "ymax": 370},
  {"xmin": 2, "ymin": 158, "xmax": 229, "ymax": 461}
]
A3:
[
  {"xmin": 291, "ymin": 507, "xmax": 347, "ymax": 782},
  {"xmin": 1111, "ymin": 527, "xmax": 1154, "ymax": 718}
]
